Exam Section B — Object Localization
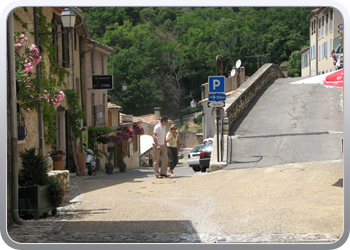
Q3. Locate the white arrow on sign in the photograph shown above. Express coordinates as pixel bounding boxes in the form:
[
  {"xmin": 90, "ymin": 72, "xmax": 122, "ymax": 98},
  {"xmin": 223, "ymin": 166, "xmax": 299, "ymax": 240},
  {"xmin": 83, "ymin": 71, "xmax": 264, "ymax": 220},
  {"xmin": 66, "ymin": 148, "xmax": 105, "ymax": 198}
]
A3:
[{"xmin": 207, "ymin": 101, "xmax": 225, "ymax": 108}]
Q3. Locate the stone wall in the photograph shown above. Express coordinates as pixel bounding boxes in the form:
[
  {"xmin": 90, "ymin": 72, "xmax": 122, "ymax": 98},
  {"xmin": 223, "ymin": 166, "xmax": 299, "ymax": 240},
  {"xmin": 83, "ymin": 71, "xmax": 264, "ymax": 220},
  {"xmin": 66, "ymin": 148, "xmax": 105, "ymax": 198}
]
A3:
[
  {"xmin": 223, "ymin": 63, "xmax": 286, "ymax": 134},
  {"xmin": 178, "ymin": 132, "xmax": 203, "ymax": 149},
  {"xmin": 47, "ymin": 170, "xmax": 70, "ymax": 204}
]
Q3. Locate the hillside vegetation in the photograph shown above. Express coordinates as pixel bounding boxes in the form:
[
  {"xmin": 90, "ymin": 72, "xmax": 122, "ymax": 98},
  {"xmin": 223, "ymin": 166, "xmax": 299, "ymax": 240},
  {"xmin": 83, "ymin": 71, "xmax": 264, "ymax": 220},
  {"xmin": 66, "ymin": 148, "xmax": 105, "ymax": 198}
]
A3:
[{"xmin": 79, "ymin": 7, "xmax": 314, "ymax": 117}]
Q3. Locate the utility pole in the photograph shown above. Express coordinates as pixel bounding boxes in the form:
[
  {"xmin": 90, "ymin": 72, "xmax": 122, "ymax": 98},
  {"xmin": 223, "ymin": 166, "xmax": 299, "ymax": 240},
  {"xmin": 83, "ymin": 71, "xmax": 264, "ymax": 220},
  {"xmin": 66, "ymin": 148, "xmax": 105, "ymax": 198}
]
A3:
[{"xmin": 246, "ymin": 53, "xmax": 270, "ymax": 70}]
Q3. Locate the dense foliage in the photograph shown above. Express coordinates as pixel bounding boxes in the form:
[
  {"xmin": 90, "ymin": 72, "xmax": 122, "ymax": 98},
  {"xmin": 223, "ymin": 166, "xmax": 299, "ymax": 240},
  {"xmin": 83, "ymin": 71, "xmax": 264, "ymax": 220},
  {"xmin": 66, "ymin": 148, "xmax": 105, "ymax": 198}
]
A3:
[
  {"xmin": 79, "ymin": 7, "xmax": 314, "ymax": 117},
  {"xmin": 18, "ymin": 147, "xmax": 50, "ymax": 186}
]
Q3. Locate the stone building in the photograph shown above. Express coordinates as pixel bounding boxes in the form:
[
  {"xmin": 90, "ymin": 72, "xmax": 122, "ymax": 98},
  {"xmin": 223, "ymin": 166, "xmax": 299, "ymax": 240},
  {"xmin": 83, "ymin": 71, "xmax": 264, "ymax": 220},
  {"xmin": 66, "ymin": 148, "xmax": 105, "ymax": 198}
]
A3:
[
  {"xmin": 7, "ymin": 7, "xmax": 115, "ymax": 226},
  {"xmin": 301, "ymin": 7, "xmax": 343, "ymax": 76}
]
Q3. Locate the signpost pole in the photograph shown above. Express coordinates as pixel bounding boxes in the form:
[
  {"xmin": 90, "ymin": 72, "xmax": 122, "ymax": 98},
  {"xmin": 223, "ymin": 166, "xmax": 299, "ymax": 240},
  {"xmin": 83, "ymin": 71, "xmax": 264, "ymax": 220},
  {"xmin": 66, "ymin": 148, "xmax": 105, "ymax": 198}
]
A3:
[{"xmin": 216, "ymin": 107, "xmax": 220, "ymax": 162}]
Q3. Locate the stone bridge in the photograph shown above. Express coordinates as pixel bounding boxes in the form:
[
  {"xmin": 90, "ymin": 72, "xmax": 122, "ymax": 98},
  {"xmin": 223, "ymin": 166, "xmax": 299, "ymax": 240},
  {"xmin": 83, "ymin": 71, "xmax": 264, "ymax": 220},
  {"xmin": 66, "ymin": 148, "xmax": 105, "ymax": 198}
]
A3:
[{"xmin": 210, "ymin": 63, "xmax": 286, "ymax": 171}]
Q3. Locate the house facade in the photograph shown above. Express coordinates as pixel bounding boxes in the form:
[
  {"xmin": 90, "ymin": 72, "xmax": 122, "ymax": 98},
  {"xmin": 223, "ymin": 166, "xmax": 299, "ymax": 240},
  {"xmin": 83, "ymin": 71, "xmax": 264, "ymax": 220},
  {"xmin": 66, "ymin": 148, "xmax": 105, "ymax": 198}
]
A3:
[
  {"xmin": 7, "ymin": 7, "xmax": 116, "ymax": 225},
  {"xmin": 302, "ymin": 7, "xmax": 343, "ymax": 77}
]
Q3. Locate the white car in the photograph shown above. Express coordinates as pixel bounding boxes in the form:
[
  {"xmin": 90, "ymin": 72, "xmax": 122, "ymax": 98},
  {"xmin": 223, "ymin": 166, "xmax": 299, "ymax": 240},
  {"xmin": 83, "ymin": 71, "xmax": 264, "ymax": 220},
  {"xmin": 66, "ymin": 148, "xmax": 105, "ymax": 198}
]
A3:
[
  {"xmin": 203, "ymin": 137, "xmax": 214, "ymax": 144},
  {"xmin": 187, "ymin": 144, "xmax": 204, "ymax": 172}
]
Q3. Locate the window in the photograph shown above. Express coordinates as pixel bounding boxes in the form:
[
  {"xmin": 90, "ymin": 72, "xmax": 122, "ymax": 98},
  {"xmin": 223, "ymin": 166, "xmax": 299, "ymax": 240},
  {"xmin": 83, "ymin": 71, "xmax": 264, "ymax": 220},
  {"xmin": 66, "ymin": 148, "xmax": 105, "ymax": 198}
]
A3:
[
  {"xmin": 52, "ymin": 13, "xmax": 70, "ymax": 68},
  {"xmin": 319, "ymin": 45, "xmax": 321, "ymax": 61},
  {"xmin": 302, "ymin": 53, "xmax": 309, "ymax": 68},
  {"xmin": 310, "ymin": 45, "xmax": 316, "ymax": 60},
  {"xmin": 330, "ymin": 10, "xmax": 333, "ymax": 33},
  {"xmin": 326, "ymin": 13, "xmax": 329, "ymax": 35}
]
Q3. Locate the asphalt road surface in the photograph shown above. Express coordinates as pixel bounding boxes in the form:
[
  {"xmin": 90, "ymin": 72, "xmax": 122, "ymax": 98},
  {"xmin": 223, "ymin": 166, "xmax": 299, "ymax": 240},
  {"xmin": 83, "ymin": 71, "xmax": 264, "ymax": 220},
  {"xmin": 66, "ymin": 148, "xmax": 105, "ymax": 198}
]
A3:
[{"xmin": 227, "ymin": 77, "xmax": 343, "ymax": 169}]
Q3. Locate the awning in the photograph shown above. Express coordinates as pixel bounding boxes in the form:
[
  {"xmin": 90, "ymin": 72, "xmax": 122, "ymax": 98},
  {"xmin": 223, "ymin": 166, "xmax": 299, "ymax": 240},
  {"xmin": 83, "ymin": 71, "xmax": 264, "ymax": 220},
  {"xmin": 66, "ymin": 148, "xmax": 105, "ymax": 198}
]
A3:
[
  {"xmin": 133, "ymin": 124, "xmax": 145, "ymax": 135},
  {"xmin": 322, "ymin": 69, "xmax": 343, "ymax": 88},
  {"xmin": 123, "ymin": 126, "xmax": 135, "ymax": 138},
  {"xmin": 140, "ymin": 135, "xmax": 154, "ymax": 156}
]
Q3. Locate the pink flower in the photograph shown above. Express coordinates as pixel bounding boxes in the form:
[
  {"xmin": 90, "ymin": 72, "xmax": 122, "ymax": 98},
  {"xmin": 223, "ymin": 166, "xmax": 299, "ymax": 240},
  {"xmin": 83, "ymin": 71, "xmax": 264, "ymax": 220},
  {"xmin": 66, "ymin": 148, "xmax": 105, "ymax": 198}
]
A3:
[{"xmin": 26, "ymin": 107, "xmax": 30, "ymax": 113}]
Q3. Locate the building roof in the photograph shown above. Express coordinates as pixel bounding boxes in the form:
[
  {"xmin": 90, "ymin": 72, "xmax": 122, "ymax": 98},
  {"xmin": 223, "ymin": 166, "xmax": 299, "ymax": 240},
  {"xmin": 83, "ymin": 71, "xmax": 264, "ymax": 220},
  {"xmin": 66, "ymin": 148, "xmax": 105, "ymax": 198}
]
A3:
[
  {"xmin": 134, "ymin": 113, "xmax": 173, "ymax": 125},
  {"xmin": 108, "ymin": 102, "xmax": 122, "ymax": 110},
  {"xmin": 85, "ymin": 37, "xmax": 115, "ymax": 53}
]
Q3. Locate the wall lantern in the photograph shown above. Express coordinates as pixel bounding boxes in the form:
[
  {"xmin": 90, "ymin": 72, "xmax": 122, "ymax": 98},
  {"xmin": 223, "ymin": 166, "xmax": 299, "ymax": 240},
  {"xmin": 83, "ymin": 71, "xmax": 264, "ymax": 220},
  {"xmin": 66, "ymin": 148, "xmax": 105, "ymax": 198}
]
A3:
[
  {"xmin": 60, "ymin": 8, "xmax": 77, "ymax": 28},
  {"xmin": 122, "ymin": 80, "xmax": 128, "ymax": 91},
  {"xmin": 190, "ymin": 99, "xmax": 196, "ymax": 108}
]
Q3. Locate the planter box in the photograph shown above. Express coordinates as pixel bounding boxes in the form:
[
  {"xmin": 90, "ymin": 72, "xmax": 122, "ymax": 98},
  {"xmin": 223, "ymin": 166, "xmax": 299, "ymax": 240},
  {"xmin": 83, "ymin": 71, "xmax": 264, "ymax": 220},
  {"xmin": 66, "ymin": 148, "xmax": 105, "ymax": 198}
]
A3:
[{"xmin": 18, "ymin": 184, "xmax": 57, "ymax": 219}]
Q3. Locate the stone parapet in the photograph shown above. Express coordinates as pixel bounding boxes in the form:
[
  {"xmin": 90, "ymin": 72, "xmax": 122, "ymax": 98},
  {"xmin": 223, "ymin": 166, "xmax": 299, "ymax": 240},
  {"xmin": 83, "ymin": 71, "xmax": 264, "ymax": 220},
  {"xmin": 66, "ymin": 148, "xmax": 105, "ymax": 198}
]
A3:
[{"xmin": 47, "ymin": 170, "xmax": 70, "ymax": 204}]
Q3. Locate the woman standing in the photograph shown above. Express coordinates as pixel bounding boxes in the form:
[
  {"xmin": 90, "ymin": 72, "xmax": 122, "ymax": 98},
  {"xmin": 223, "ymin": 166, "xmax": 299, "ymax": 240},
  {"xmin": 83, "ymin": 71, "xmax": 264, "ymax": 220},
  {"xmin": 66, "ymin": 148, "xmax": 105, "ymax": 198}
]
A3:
[{"xmin": 166, "ymin": 124, "xmax": 180, "ymax": 177}]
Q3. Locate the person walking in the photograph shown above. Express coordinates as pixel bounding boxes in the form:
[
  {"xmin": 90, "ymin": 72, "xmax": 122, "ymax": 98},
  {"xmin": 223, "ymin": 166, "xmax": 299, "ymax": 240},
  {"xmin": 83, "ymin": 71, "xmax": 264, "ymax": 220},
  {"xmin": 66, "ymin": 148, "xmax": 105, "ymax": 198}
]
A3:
[
  {"xmin": 153, "ymin": 115, "xmax": 169, "ymax": 178},
  {"xmin": 166, "ymin": 124, "xmax": 180, "ymax": 177}
]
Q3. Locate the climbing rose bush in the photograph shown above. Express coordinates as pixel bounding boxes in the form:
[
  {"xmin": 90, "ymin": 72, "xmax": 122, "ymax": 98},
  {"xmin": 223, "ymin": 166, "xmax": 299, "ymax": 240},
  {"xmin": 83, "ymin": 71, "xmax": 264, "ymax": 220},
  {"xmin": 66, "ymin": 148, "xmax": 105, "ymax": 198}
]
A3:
[{"xmin": 14, "ymin": 32, "xmax": 65, "ymax": 112}]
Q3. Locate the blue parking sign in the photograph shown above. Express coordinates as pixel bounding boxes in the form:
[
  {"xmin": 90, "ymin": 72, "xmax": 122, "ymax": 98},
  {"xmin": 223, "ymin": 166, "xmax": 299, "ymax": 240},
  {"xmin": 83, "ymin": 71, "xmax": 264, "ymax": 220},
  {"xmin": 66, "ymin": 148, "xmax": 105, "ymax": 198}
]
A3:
[{"xmin": 208, "ymin": 76, "xmax": 225, "ymax": 93}]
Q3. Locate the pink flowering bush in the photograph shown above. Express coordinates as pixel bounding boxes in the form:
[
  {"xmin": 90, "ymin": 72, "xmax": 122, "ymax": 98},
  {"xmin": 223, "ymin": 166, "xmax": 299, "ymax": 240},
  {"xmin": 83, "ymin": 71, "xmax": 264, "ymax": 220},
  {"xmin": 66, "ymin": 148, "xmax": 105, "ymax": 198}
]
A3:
[
  {"xmin": 47, "ymin": 176, "xmax": 64, "ymax": 206},
  {"xmin": 14, "ymin": 32, "xmax": 65, "ymax": 112},
  {"xmin": 109, "ymin": 131, "xmax": 129, "ymax": 144}
]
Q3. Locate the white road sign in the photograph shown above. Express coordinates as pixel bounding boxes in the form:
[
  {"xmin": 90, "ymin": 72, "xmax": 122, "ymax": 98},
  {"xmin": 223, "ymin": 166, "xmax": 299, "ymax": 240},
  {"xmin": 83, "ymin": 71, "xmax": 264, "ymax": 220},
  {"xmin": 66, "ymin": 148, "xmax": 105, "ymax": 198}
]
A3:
[{"xmin": 207, "ymin": 101, "xmax": 225, "ymax": 108}]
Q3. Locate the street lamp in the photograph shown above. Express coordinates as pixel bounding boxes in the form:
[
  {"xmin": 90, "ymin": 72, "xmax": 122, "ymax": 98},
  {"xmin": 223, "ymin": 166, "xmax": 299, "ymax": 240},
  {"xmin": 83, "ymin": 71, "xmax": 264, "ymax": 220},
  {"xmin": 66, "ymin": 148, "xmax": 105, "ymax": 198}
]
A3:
[
  {"xmin": 60, "ymin": 8, "xmax": 77, "ymax": 28},
  {"xmin": 122, "ymin": 80, "xmax": 128, "ymax": 91},
  {"xmin": 190, "ymin": 99, "xmax": 196, "ymax": 108}
]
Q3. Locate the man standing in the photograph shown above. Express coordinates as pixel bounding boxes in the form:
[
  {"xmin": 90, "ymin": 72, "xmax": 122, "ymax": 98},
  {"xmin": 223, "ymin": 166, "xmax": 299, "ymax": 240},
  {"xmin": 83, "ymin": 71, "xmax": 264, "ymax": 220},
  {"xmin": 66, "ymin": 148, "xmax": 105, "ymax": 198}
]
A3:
[{"xmin": 153, "ymin": 115, "xmax": 169, "ymax": 178}]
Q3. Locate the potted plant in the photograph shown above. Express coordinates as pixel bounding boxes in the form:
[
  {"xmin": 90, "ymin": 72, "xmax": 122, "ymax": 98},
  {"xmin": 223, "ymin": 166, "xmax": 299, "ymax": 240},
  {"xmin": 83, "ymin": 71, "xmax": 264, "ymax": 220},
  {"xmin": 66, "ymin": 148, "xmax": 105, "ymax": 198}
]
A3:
[
  {"xmin": 65, "ymin": 89, "xmax": 87, "ymax": 175},
  {"xmin": 116, "ymin": 147, "xmax": 127, "ymax": 173},
  {"xmin": 48, "ymin": 148, "xmax": 66, "ymax": 162},
  {"xmin": 97, "ymin": 136, "xmax": 110, "ymax": 144},
  {"xmin": 47, "ymin": 176, "xmax": 64, "ymax": 207},
  {"xmin": 102, "ymin": 151, "xmax": 114, "ymax": 174},
  {"xmin": 18, "ymin": 147, "xmax": 62, "ymax": 219}
]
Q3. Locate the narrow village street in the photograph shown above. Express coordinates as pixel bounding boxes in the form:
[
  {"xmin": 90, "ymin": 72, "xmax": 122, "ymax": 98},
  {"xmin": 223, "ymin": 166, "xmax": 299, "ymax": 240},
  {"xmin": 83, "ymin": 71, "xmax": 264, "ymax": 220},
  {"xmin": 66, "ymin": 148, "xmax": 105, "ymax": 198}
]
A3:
[{"xmin": 7, "ymin": 158, "xmax": 343, "ymax": 244}]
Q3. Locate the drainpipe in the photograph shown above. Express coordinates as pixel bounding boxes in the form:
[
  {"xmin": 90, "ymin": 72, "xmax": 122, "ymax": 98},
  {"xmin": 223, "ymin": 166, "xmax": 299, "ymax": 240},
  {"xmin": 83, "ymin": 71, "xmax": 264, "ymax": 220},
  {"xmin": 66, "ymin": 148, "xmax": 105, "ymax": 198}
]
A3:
[
  {"xmin": 80, "ymin": 40, "xmax": 96, "ymax": 116},
  {"xmin": 72, "ymin": 8, "xmax": 85, "ymax": 90},
  {"xmin": 8, "ymin": 11, "xmax": 23, "ymax": 225},
  {"xmin": 315, "ymin": 14, "xmax": 319, "ymax": 75},
  {"xmin": 34, "ymin": 8, "xmax": 44, "ymax": 151}
]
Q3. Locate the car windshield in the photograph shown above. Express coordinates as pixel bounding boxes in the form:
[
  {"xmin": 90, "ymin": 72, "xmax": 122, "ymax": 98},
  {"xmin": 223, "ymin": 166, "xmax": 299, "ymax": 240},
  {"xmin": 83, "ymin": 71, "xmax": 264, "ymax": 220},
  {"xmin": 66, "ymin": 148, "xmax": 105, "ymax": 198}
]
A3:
[
  {"xmin": 191, "ymin": 145, "xmax": 203, "ymax": 153},
  {"xmin": 202, "ymin": 142, "xmax": 213, "ymax": 151}
]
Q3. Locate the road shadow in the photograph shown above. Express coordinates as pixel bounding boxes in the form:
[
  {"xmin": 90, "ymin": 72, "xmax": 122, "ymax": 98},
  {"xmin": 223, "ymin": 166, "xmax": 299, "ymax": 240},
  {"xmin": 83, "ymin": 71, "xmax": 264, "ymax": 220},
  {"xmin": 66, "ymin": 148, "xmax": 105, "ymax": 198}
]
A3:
[
  {"xmin": 69, "ymin": 166, "xmax": 192, "ymax": 200},
  {"xmin": 57, "ymin": 220, "xmax": 200, "ymax": 243},
  {"xmin": 332, "ymin": 178, "xmax": 343, "ymax": 188}
]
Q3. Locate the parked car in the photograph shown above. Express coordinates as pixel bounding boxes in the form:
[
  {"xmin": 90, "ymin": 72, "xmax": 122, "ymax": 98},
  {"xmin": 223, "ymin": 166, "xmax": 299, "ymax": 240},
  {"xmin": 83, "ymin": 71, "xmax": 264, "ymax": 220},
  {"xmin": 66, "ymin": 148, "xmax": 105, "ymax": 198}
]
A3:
[
  {"xmin": 203, "ymin": 137, "xmax": 214, "ymax": 144},
  {"xmin": 332, "ymin": 44, "xmax": 343, "ymax": 70},
  {"xmin": 199, "ymin": 141, "xmax": 213, "ymax": 172},
  {"xmin": 188, "ymin": 144, "xmax": 204, "ymax": 172}
]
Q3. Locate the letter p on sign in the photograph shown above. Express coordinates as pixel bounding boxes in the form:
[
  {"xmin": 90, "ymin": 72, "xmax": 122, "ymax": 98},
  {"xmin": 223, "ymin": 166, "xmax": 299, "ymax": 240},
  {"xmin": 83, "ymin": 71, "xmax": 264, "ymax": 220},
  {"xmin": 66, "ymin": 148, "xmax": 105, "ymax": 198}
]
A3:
[{"xmin": 208, "ymin": 76, "xmax": 225, "ymax": 93}]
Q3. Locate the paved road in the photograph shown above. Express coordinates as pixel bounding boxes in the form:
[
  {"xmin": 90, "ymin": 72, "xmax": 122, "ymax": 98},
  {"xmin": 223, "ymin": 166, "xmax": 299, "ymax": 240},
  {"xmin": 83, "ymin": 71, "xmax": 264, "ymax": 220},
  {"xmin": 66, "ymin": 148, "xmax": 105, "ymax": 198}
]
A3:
[
  {"xmin": 6, "ymin": 78, "xmax": 344, "ymax": 245},
  {"xmin": 7, "ymin": 160, "xmax": 343, "ymax": 244},
  {"xmin": 228, "ymin": 77, "xmax": 343, "ymax": 169}
]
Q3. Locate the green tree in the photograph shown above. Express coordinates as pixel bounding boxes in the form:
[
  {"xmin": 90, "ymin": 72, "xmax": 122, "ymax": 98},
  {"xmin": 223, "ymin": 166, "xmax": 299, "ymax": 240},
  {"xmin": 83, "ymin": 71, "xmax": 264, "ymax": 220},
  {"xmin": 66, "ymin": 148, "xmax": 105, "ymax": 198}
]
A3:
[
  {"xmin": 287, "ymin": 50, "xmax": 302, "ymax": 77},
  {"xmin": 80, "ymin": 7, "xmax": 314, "ymax": 116}
]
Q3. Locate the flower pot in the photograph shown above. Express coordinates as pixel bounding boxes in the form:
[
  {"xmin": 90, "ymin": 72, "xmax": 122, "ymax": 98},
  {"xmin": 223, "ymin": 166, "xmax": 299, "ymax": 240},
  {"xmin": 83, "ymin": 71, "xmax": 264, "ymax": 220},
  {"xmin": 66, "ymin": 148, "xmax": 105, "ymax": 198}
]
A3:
[
  {"xmin": 105, "ymin": 164, "xmax": 114, "ymax": 174},
  {"xmin": 118, "ymin": 164, "xmax": 126, "ymax": 173},
  {"xmin": 76, "ymin": 153, "xmax": 87, "ymax": 176},
  {"xmin": 53, "ymin": 159, "xmax": 64, "ymax": 170},
  {"xmin": 51, "ymin": 155, "xmax": 63, "ymax": 162},
  {"xmin": 18, "ymin": 184, "xmax": 57, "ymax": 219}
]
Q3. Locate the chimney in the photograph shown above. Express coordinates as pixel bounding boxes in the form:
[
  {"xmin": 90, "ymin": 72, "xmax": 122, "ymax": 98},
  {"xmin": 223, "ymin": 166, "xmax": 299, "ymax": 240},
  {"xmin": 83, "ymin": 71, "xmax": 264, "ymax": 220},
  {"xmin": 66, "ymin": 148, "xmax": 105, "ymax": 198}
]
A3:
[{"xmin": 154, "ymin": 107, "xmax": 161, "ymax": 119}]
